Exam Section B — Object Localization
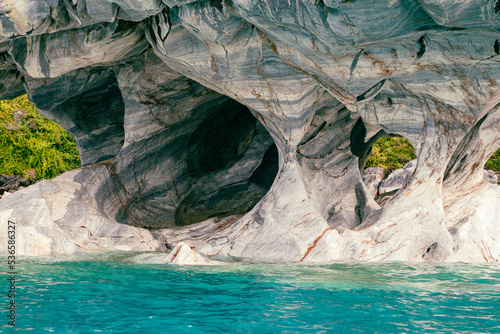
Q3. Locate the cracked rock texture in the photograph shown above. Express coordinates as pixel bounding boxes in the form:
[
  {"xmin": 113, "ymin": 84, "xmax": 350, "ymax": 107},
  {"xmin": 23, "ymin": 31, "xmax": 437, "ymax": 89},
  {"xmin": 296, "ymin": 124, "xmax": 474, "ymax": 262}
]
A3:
[
  {"xmin": 363, "ymin": 167, "xmax": 386, "ymax": 198},
  {"xmin": 379, "ymin": 160, "xmax": 417, "ymax": 195},
  {"xmin": 1, "ymin": 0, "xmax": 500, "ymax": 262}
]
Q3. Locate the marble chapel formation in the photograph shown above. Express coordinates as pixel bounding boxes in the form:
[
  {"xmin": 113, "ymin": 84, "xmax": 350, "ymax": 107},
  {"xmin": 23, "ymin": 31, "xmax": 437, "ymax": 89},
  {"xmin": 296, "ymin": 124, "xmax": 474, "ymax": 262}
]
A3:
[{"xmin": 1, "ymin": 0, "xmax": 500, "ymax": 262}]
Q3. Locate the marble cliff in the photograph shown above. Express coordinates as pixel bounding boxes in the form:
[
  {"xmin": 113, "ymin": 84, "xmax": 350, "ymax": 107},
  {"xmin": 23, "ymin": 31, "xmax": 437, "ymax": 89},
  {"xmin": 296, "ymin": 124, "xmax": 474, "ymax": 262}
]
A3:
[{"xmin": 1, "ymin": 0, "xmax": 500, "ymax": 262}]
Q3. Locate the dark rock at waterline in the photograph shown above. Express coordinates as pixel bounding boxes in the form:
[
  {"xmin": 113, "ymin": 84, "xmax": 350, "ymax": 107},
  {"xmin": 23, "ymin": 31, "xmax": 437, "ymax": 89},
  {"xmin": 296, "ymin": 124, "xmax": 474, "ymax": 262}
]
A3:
[{"xmin": 0, "ymin": 174, "xmax": 29, "ymax": 195}]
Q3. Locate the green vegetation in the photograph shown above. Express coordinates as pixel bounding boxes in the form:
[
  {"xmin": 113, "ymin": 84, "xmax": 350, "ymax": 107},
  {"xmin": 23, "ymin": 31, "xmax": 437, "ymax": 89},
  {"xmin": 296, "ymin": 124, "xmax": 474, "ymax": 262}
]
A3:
[
  {"xmin": 485, "ymin": 150, "xmax": 500, "ymax": 171},
  {"xmin": 365, "ymin": 136, "xmax": 417, "ymax": 174},
  {"xmin": 366, "ymin": 136, "xmax": 500, "ymax": 174},
  {"xmin": 0, "ymin": 95, "xmax": 80, "ymax": 181}
]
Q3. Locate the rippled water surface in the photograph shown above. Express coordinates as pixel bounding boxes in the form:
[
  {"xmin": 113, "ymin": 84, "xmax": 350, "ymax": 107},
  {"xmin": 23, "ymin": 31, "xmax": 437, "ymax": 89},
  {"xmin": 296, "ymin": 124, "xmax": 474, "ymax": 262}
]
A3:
[{"xmin": 2, "ymin": 254, "xmax": 500, "ymax": 333}]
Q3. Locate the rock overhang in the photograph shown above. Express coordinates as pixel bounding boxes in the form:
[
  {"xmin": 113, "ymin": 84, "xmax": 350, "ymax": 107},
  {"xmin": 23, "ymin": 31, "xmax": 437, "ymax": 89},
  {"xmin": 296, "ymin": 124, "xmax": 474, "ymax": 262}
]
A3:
[{"xmin": 0, "ymin": 0, "xmax": 499, "ymax": 262}]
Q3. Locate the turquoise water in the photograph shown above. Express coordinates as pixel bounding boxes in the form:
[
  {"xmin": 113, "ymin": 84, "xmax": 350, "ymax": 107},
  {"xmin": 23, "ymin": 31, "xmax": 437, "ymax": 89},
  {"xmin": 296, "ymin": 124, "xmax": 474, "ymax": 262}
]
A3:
[{"xmin": 2, "ymin": 254, "xmax": 500, "ymax": 333}]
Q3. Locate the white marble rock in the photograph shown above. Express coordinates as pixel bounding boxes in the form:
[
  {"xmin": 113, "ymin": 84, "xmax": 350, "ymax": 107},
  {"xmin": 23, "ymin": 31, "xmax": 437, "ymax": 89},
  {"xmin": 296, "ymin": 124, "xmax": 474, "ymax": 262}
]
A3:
[
  {"xmin": 378, "ymin": 160, "xmax": 417, "ymax": 195},
  {"xmin": 363, "ymin": 167, "xmax": 386, "ymax": 198}
]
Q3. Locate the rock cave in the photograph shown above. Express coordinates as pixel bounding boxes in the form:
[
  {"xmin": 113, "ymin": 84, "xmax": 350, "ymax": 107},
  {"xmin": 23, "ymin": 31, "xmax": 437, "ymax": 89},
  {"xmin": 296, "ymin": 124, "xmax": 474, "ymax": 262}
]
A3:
[{"xmin": 1, "ymin": 0, "xmax": 500, "ymax": 262}]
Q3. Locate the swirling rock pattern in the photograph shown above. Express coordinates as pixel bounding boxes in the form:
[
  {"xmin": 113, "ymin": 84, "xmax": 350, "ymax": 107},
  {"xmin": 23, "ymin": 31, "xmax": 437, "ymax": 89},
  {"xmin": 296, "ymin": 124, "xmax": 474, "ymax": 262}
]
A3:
[{"xmin": 1, "ymin": 0, "xmax": 499, "ymax": 262}]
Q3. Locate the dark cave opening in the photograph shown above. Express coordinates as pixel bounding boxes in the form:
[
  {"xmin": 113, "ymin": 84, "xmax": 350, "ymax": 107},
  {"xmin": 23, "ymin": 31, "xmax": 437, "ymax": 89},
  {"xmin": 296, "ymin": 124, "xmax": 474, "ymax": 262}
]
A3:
[
  {"xmin": 250, "ymin": 144, "xmax": 279, "ymax": 189},
  {"xmin": 176, "ymin": 100, "xmax": 279, "ymax": 226},
  {"xmin": 187, "ymin": 100, "xmax": 258, "ymax": 177},
  {"xmin": 28, "ymin": 68, "xmax": 126, "ymax": 167}
]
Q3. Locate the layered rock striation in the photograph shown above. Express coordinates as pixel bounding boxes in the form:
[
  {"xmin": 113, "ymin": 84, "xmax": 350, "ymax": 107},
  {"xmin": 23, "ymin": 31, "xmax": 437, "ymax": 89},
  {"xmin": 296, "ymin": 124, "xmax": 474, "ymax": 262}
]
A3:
[{"xmin": 1, "ymin": 0, "xmax": 500, "ymax": 262}]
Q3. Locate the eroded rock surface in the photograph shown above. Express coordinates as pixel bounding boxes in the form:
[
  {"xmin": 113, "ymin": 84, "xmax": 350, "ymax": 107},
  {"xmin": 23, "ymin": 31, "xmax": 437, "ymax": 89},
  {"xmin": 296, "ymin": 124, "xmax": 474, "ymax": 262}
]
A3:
[
  {"xmin": 0, "ymin": 169, "xmax": 165, "ymax": 255},
  {"xmin": 484, "ymin": 169, "xmax": 498, "ymax": 184},
  {"xmin": 1, "ymin": 0, "xmax": 500, "ymax": 262},
  {"xmin": 379, "ymin": 160, "xmax": 417, "ymax": 195},
  {"xmin": 363, "ymin": 167, "xmax": 386, "ymax": 198},
  {"xmin": 127, "ymin": 242, "xmax": 223, "ymax": 265}
]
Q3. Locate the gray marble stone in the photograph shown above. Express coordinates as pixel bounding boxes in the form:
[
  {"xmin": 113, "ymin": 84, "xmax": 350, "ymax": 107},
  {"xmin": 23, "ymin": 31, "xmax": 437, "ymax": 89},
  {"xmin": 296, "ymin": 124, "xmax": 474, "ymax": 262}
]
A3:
[
  {"xmin": 0, "ymin": 175, "xmax": 30, "ymax": 195},
  {"xmin": 379, "ymin": 160, "xmax": 417, "ymax": 195},
  {"xmin": 363, "ymin": 167, "xmax": 386, "ymax": 198},
  {"xmin": 1, "ymin": 0, "xmax": 500, "ymax": 262},
  {"xmin": 0, "ymin": 169, "xmax": 165, "ymax": 255},
  {"xmin": 484, "ymin": 170, "xmax": 498, "ymax": 184}
]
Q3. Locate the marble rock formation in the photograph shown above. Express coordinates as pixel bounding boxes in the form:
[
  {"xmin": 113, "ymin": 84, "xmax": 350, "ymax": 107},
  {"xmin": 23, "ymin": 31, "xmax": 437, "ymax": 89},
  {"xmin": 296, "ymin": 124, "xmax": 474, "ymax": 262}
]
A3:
[
  {"xmin": 483, "ymin": 169, "xmax": 499, "ymax": 184},
  {"xmin": 1, "ymin": 0, "xmax": 500, "ymax": 262},
  {"xmin": 378, "ymin": 160, "xmax": 417, "ymax": 195},
  {"xmin": 362, "ymin": 167, "xmax": 386, "ymax": 198}
]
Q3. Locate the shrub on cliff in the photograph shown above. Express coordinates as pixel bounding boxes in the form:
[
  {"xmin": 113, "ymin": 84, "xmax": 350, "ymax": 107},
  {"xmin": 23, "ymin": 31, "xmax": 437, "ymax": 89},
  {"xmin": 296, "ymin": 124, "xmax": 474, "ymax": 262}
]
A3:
[
  {"xmin": 366, "ymin": 136, "xmax": 500, "ymax": 174},
  {"xmin": 0, "ymin": 95, "xmax": 80, "ymax": 181},
  {"xmin": 486, "ymin": 150, "xmax": 500, "ymax": 171},
  {"xmin": 365, "ymin": 137, "xmax": 417, "ymax": 174}
]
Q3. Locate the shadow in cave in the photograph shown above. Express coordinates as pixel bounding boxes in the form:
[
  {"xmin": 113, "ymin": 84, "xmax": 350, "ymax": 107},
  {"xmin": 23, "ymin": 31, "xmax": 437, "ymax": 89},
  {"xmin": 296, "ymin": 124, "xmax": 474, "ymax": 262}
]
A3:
[
  {"xmin": 176, "ymin": 101, "xmax": 279, "ymax": 226},
  {"xmin": 81, "ymin": 72, "xmax": 281, "ymax": 230}
]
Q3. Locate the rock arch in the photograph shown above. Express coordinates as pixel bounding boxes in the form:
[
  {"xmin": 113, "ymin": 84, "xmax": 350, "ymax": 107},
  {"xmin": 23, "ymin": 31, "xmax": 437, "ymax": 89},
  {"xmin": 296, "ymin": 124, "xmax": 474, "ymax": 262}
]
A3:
[{"xmin": 0, "ymin": 0, "xmax": 500, "ymax": 261}]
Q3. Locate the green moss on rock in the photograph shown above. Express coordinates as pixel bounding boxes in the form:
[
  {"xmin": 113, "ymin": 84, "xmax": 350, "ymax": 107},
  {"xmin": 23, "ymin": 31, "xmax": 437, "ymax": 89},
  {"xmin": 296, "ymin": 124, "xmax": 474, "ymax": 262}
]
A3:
[
  {"xmin": 0, "ymin": 95, "xmax": 80, "ymax": 181},
  {"xmin": 365, "ymin": 137, "xmax": 417, "ymax": 175}
]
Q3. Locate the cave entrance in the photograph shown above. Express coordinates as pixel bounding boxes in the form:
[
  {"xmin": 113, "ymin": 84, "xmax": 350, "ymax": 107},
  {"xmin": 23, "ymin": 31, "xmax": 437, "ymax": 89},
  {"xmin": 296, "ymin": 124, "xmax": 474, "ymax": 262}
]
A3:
[
  {"xmin": 176, "ymin": 100, "xmax": 279, "ymax": 226},
  {"xmin": 187, "ymin": 101, "xmax": 260, "ymax": 177},
  {"xmin": 362, "ymin": 135, "xmax": 416, "ymax": 206}
]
